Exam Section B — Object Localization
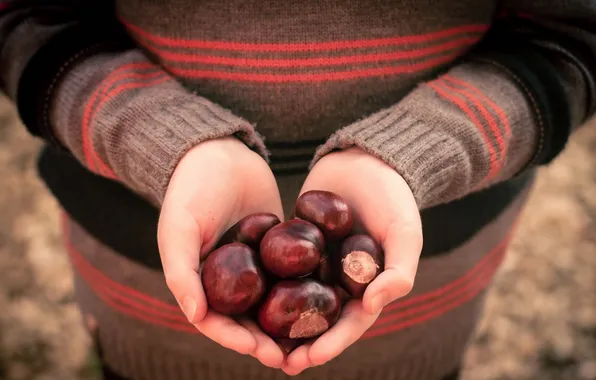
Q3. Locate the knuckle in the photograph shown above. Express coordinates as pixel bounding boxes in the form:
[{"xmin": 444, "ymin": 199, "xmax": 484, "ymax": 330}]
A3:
[
  {"xmin": 164, "ymin": 271, "xmax": 185, "ymax": 294},
  {"xmin": 412, "ymin": 236, "xmax": 424, "ymax": 255},
  {"xmin": 397, "ymin": 221, "xmax": 423, "ymax": 252},
  {"xmin": 399, "ymin": 275, "xmax": 415, "ymax": 297}
]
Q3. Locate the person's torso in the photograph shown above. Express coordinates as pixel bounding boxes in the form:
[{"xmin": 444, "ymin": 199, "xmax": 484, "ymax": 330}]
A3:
[
  {"xmin": 117, "ymin": 0, "xmax": 497, "ymax": 175},
  {"xmin": 40, "ymin": 0, "xmax": 536, "ymax": 269}
]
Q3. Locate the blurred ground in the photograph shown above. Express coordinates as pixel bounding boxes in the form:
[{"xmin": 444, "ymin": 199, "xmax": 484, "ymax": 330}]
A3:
[{"xmin": 0, "ymin": 94, "xmax": 594, "ymax": 380}]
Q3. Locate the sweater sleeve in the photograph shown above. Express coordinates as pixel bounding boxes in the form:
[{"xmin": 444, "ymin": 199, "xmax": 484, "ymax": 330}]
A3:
[
  {"xmin": 313, "ymin": 0, "xmax": 596, "ymax": 210},
  {"xmin": 0, "ymin": 0, "xmax": 267, "ymax": 206}
]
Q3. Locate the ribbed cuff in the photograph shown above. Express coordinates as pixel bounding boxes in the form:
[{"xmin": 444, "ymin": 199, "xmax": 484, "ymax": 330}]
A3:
[
  {"xmin": 118, "ymin": 90, "xmax": 269, "ymax": 204},
  {"xmin": 49, "ymin": 51, "xmax": 268, "ymax": 206},
  {"xmin": 313, "ymin": 58, "xmax": 543, "ymax": 210},
  {"xmin": 312, "ymin": 106, "xmax": 472, "ymax": 210},
  {"xmin": 17, "ymin": 22, "xmax": 131, "ymax": 150}
]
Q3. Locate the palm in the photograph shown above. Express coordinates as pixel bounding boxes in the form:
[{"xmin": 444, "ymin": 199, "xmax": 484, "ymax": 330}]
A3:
[
  {"xmin": 283, "ymin": 147, "xmax": 423, "ymax": 375},
  {"xmin": 157, "ymin": 137, "xmax": 285, "ymax": 368}
]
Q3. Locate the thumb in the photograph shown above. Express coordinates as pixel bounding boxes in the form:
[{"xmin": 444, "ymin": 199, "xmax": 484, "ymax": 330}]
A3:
[
  {"xmin": 361, "ymin": 183, "xmax": 423, "ymax": 315},
  {"xmin": 158, "ymin": 203, "xmax": 208, "ymax": 324}
]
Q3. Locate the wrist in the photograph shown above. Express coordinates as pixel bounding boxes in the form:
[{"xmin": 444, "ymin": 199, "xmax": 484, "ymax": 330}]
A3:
[
  {"xmin": 312, "ymin": 105, "xmax": 466, "ymax": 210},
  {"xmin": 181, "ymin": 136, "xmax": 266, "ymax": 172},
  {"xmin": 307, "ymin": 145, "xmax": 413, "ymax": 200},
  {"xmin": 171, "ymin": 136, "xmax": 272, "ymax": 192},
  {"xmin": 187, "ymin": 136, "xmax": 254, "ymax": 157},
  {"xmin": 314, "ymin": 146, "xmax": 400, "ymax": 179},
  {"xmin": 49, "ymin": 50, "xmax": 268, "ymax": 207}
]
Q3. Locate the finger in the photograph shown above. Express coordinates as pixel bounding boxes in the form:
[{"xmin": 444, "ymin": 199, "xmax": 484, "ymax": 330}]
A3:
[
  {"xmin": 306, "ymin": 300, "xmax": 378, "ymax": 366},
  {"xmin": 282, "ymin": 365, "xmax": 306, "ymax": 377},
  {"xmin": 195, "ymin": 311, "xmax": 257, "ymax": 355},
  {"xmin": 158, "ymin": 204, "xmax": 207, "ymax": 324},
  {"xmin": 284, "ymin": 342, "xmax": 313, "ymax": 375},
  {"xmin": 363, "ymin": 216, "xmax": 423, "ymax": 315},
  {"xmin": 240, "ymin": 319, "xmax": 285, "ymax": 368}
]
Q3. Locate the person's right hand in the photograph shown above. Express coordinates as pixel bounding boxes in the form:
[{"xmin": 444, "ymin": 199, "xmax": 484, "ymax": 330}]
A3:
[{"xmin": 157, "ymin": 136, "xmax": 286, "ymax": 368}]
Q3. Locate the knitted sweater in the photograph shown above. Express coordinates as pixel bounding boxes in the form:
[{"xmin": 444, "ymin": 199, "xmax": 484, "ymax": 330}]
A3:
[
  {"xmin": 1, "ymin": 0, "xmax": 595, "ymax": 211},
  {"xmin": 1, "ymin": 2, "xmax": 594, "ymax": 379}
]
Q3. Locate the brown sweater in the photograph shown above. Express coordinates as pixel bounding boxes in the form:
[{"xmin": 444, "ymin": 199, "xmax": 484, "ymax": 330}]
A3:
[
  {"xmin": 2, "ymin": 0, "xmax": 594, "ymax": 212},
  {"xmin": 1, "ymin": 2, "xmax": 595, "ymax": 380}
]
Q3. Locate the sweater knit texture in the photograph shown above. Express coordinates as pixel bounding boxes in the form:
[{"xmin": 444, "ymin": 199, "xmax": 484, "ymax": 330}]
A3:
[
  {"xmin": 1, "ymin": 1, "xmax": 596, "ymax": 379},
  {"xmin": 64, "ymin": 182, "xmax": 533, "ymax": 380},
  {"xmin": 3, "ymin": 0, "xmax": 595, "ymax": 210}
]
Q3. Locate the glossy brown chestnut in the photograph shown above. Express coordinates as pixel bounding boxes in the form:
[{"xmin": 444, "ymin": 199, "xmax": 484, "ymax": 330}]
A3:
[
  {"xmin": 201, "ymin": 242, "xmax": 266, "ymax": 315},
  {"xmin": 333, "ymin": 285, "xmax": 351, "ymax": 306},
  {"xmin": 293, "ymin": 190, "xmax": 354, "ymax": 241},
  {"xmin": 276, "ymin": 338, "xmax": 300, "ymax": 355},
  {"xmin": 218, "ymin": 213, "xmax": 281, "ymax": 251},
  {"xmin": 339, "ymin": 234, "xmax": 384, "ymax": 298},
  {"xmin": 317, "ymin": 254, "xmax": 334, "ymax": 284},
  {"xmin": 260, "ymin": 219, "xmax": 324, "ymax": 278},
  {"xmin": 258, "ymin": 279, "xmax": 341, "ymax": 339}
]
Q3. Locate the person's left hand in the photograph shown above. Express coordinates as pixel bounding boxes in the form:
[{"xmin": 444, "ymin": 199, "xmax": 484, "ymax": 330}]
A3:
[{"xmin": 282, "ymin": 147, "xmax": 424, "ymax": 375}]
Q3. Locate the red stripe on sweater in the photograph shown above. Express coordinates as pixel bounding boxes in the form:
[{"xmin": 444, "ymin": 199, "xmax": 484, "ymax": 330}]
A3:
[
  {"xmin": 168, "ymin": 52, "xmax": 459, "ymax": 82},
  {"xmin": 62, "ymin": 216, "xmax": 199, "ymax": 333},
  {"xmin": 67, "ymin": 244, "xmax": 200, "ymax": 333},
  {"xmin": 440, "ymin": 79, "xmax": 506, "ymax": 172},
  {"xmin": 444, "ymin": 75, "xmax": 512, "ymax": 138},
  {"xmin": 61, "ymin": 217, "xmax": 200, "ymax": 332},
  {"xmin": 92, "ymin": 285, "xmax": 197, "ymax": 333},
  {"xmin": 365, "ymin": 220, "xmax": 520, "ymax": 339},
  {"xmin": 61, "ymin": 213, "xmax": 515, "ymax": 336},
  {"xmin": 102, "ymin": 293, "xmax": 197, "ymax": 333},
  {"xmin": 65, "ymin": 241, "xmax": 201, "ymax": 333},
  {"xmin": 82, "ymin": 62, "xmax": 154, "ymax": 174},
  {"xmin": 84, "ymin": 71, "xmax": 171, "ymax": 177},
  {"xmin": 61, "ymin": 214, "xmax": 182, "ymax": 314},
  {"xmin": 372, "ymin": 243, "xmax": 505, "ymax": 327},
  {"xmin": 363, "ymin": 261, "xmax": 500, "ymax": 338},
  {"xmin": 66, "ymin": 233, "xmax": 185, "ymax": 320},
  {"xmin": 120, "ymin": 18, "xmax": 488, "ymax": 52},
  {"xmin": 143, "ymin": 37, "xmax": 479, "ymax": 67},
  {"xmin": 428, "ymin": 81, "xmax": 499, "ymax": 181},
  {"xmin": 69, "ymin": 250, "xmax": 189, "ymax": 323},
  {"xmin": 381, "ymin": 232, "xmax": 511, "ymax": 314},
  {"xmin": 91, "ymin": 72, "xmax": 169, "ymax": 176}
]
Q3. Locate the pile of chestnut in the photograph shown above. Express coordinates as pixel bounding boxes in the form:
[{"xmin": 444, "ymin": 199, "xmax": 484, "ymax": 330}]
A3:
[{"xmin": 201, "ymin": 190, "xmax": 384, "ymax": 343}]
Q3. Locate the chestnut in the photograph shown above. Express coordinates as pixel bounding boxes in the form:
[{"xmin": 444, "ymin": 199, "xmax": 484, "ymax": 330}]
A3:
[
  {"xmin": 258, "ymin": 279, "xmax": 341, "ymax": 339},
  {"xmin": 334, "ymin": 285, "xmax": 351, "ymax": 306},
  {"xmin": 260, "ymin": 219, "xmax": 324, "ymax": 278},
  {"xmin": 339, "ymin": 235, "xmax": 384, "ymax": 298},
  {"xmin": 218, "ymin": 213, "xmax": 281, "ymax": 251},
  {"xmin": 293, "ymin": 190, "xmax": 354, "ymax": 241},
  {"xmin": 276, "ymin": 338, "xmax": 300, "ymax": 354},
  {"xmin": 201, "ymin": 242, "xmax": 266, "ymax": 315},
  {"xmin": 317, "ymin": 254, "xmax": 334, "ymax": 284}
]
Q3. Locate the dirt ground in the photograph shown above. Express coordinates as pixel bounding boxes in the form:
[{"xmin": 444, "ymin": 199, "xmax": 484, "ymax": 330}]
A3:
[{"xmin": 0, "ymin": 94, "xmax": 594, "ymax": 380}]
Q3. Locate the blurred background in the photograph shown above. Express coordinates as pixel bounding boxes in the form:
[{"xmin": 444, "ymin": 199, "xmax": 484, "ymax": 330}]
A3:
[{"xmin": 0, "ymin": 93, "xmax": 594, "ymax": 380}]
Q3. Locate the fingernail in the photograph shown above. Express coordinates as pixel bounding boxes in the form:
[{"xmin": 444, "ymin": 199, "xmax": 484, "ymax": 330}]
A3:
[
  {"xmin": 371, "ymin": 291, "xmax": 388, "ymax": 314},
  {"xmin": 182, "ymin": 296, "xmax": 196, "ymax": 322}
]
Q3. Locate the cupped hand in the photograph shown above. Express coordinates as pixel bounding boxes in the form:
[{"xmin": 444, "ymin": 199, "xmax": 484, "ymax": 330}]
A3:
[
  {"xmin": 157, "ymin": 137, "xmax": 285, "ymax": 368},
  {"xmin": 283, "ymin": 147, "xmax": 423, "ymax": 375}
]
